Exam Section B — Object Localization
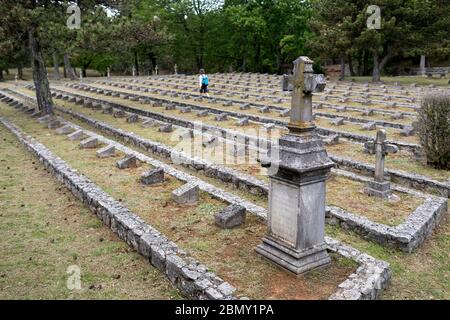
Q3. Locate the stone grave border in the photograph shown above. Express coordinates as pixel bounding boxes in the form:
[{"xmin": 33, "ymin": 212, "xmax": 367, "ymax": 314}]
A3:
[
  {"xmin": 108, "ymin": 78, "xmax": 418, "ymax": 125},
  {"xmin": 57, "ymin": 83, "xmax": 421, "ymax": 153},
  {"xmin": 8, "ymin": 89, "xmax": 268, "ymax": 196},
  {"xmin": 92, "ymin": 80, "xmax": 411, "ymax": 131},
  {"xmin": 0, "ymin": 116, "xmax": 240, "ymax": 300},
  {"xmin": 10, "ymin": 88, "xmax": 450, "ymax": 197},
  {"xmin": 4, "ymin": 90, "xmax": 447, "ymax": 252},
  {"xmin": 327, "ymin": 169, "xmax": 448, "ymax": 253},
  {"xmin": 0, "ymin": 109, "xmax": 391, "ymax": 300}
]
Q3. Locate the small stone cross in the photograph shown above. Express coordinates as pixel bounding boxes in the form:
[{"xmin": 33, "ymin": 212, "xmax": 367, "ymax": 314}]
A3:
[
  {"xmin": 107, "ymin": 67, "xmax": 111, "ymax": 78},
  {"xmin": 155, "ymin": 65, "xmax": 159, "ymax": 75},
  {"xmin": 364, "ymin": 129, "xmax": 398, "ymax": 182},
  {"xmin": 364, "ymin": 130, "xmax": 399, "ymax": 199},
  {"xmin": 174, "ymin": 64, "xmax": 178, "ymax": 75},
  {"xmin": 132, "ymin": 66, "xmax": 136, "ymax": 77}
]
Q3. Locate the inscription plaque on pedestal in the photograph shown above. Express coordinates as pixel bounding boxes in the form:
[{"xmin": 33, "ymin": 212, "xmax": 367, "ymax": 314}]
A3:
[{"xmin": 270, "ymin": 179, "xmax": 298, "ymax": 247}]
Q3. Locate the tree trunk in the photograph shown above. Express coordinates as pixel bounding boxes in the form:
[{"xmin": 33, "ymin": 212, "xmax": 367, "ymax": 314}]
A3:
[
  {"xmin": 64, "ymin": 53, "xmax": 76, "ymax": 80},
  {"xmin": 419, "ymin": 55, "xmax": 426, "ymax": 75},
  {"xmin": 17, "ymin": 66, "xmax": 23, "ymax": 80},
  {"xmin": 275, "ymin": 50, "xmax": 281, "ymax": 75},
  {"xmin": 373, "ymin": 50, "xmax": 391, "ymax": 82},
  {"xmin": 363, "ymin": 50, "xmax": 369, "ymax": 76},
  {"xmin": 0, "ymin": 69, "xmax": 3, "ymax": 81},
  {"xmin": 52, "ymin": 52, "xmax": 60, "ymax": 80},
  {"xmin": 348, "ymin": 55, "xmax": 355, "ymax": 76},
  {"xmin": 82, "ymin": 68, "xmax": 87, "ymax": 78},
  {"xmin": 29, "ymin": 25, "xmax": 54, "ymax": 115},
  {"xmin": 134, "ymin": 51, "xmax": 139, "ymax": 76},
  {"xmin": 372, "ymin": 51, "xmax": 381, "ymax": 82},
  {"xmin": 339, "ymin": 55, "xmax": 345, "ymax": 80},
  {"xmin": 63, "ymin": 65, "xmax": 67, "ymax": 78}
]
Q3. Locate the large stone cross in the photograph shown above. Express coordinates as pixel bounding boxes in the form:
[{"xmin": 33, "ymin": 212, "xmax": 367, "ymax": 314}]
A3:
[
  {"xmin": 256, "ymin": 56, "xmax": 334, "ymax": 275},
  {"xmin": 287, "ymin": 57, "xmax": 326, "ymax": 135},
  {"xmin": 364, "ymin": 129, "xmax": 398, "ymax": 198}
]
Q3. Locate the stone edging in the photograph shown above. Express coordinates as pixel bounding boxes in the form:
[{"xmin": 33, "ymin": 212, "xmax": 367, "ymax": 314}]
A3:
[
  {"xmin": 56, "ymin": 83, "xmax": 421, "ymax": 153},
  {"xmin": 5, "ymin": 89, "xmax": 447, "ymax": 253},
  {"xmin": 50, "ymin": 86, "xmax": 446, "ymax": 197},
  {"xmin": 0, "ymin": 116, "xmax": 240, "ymax": 300},
  {"xmin": 0, "ymin": 97, "xmax": 391, "ymax": 300},
  {"xmin": 327, "ymin": 169, "xmax": 448, "ymax": 253}
]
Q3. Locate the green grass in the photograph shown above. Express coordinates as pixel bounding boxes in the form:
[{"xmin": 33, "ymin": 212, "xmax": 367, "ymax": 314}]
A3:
[
  {"xmin": 339, "ymin": 75, "xmax": 449, "ymax": 87},
  {"xmin": 326, "ymin": 223, "xmax": 450, "ymax": 300},
  {"xmin": 0, "ymin": 120, "xmax": 181, "ymax": 300},
  {"xmin": 0, "ymin": 103, "xmax": 357, "ymax": 300}
]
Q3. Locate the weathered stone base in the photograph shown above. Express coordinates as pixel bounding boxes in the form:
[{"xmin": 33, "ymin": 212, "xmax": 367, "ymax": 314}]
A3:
[
  {"xmin": 255, "ymin": 236, "xmax": 331, "ymax": 275},
  {"xmin": 141, "ymin": 168, "xmax": 164, "ymax": 185},
  {"xmin": 364, "ymin": 180, "xmax": 392, "ymax": 199},
  {"xmin": 0, "ymin": 116, "xmax": 237, "ymax": 300},
  {"xmin": 172, "ymin": 182, "xmax": 199, "ymax": 205},
  {"xmin": 117, "ymin": 154, "xmax": 137, "ymax": 169},
  {"xmin": 96, "ymin": 145, "xmax": 116, "ymax": 158},
  {"xmin": 214, "ymin": 204, "xmax": 246, "ymax": 229}
]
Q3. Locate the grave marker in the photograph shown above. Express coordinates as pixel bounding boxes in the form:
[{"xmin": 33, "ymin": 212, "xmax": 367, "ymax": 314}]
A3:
[
  {"xmin": 172, "ymin": 182, "xmax": 199, "ymax": 205},
  {"xmin": 363, "ymin": 129, "xmax": 398, "ymax": 199},
  {"xmin": 117, "ymin": 154, "xmax": 138, "ymax": 169},
  {"xmin": 97, "ymin": 145, "xmax": 116, "ymax": 158},
  {"xmin": 256, "ymin": 56, "xmax": 333, "ymax": 275},
  {"xmin": 215, "ymin": 204, "xmax": 246, "ymax": 229},
  {"xmin": 80, "ymin": 137, "xmax": 99, "ymax": 149},
  {"xmin": 141, "ymin": 167, "xmax": 164, "ymax": 185}
]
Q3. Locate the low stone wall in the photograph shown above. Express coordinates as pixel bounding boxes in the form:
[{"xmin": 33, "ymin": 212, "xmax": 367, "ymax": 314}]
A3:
[
  {"xmin": 325, "ymin": 237, "xmax": 391, "ymax": 300},
  {"xmin": 0, "ymin": 105, "xmax": 392, "ymax": 300},
  {"xmin": 8, "ymin": 89, "xmax": 269, "ymax": 197},
  {"xmin": 332, "ymin": 154, "xmax": 450, "ymax": 198},
  {"xmin": 97, "ymin": 80, "xmax": 411, "ymax": 130},
  {"xmin": 327, "ymin": 170, "xmax": 448, "ymax": 253},
  {"xmin": 56, "ymin": 84, "xmax": 421, "ymax": 153},
  {"xmin": 0, "ymin": 116, "xmax": 239, "ymax": 300}
]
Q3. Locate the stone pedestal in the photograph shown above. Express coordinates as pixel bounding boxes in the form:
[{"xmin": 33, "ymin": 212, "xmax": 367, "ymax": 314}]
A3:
[
  {"xmin": 256, "ymin": 56, "xmax": 332, "ymax": 275},
  {"xmin": 256, "ymin": 132, "xmax": 334, "ymax": 275},
  {"xmin": 364, "ymin": 180, "xmax": 391, "ymax": 199}
]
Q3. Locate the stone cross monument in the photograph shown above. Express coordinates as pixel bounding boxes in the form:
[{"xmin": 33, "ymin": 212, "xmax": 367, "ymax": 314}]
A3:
[
  {"xmin": 174, "ymin": 64, "xmax": 178, "ymax": 75},
  {"xmin": 132, "ymin": 66, "xmax": 136, "ymax": 77},
  {"xmin": 256, "ymin": 56, "xmax": 334, "ymax": 275},
  {"xmin": 79, "ymin": 71, "xmax": 83, "ymax": 82},
  {"xmin": 155, "ymin": 65, "xmax": 159, "ymax": 75},
  {"xmin": 107, "ymin": 67, "xmax": 111, "ymax": 78},
  {"xmin": 363, "ymin": 129, "xmax": 399, "ymax": 199}
]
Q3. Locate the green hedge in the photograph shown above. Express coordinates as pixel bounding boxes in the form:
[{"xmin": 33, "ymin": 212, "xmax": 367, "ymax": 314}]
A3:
[{"xmin": 417, "ymin": 93, "xmax": 450, "ymax": 169}]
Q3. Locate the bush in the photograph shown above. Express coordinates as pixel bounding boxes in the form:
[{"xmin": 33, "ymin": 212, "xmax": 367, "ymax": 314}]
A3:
[{"xmin": 417, "ymin": 93, "xmax": 450, "ymax": 169}]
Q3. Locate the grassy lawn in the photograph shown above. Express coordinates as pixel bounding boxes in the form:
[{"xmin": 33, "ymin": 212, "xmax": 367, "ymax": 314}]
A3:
[
  {"xmin": 338, "ymin": 75, "xmax": 449, "ymax": 87},
  {"xmin": 0, "ymin": 123, "xmax": 181, "ymax": 300},
  {"xmin": 1, "ymin": 68, "xmax": 101, "ymax": 82},
  {"xmin": 2, "ymin": 76, "xmax": 449, "ymax": 300},
  {"xmin": 0, "ymin": 103, "xmax": 358, "ymax": 300},
  {"xmin": 326, "ymin": 221, "xmax": 450, "ymax": 300}
]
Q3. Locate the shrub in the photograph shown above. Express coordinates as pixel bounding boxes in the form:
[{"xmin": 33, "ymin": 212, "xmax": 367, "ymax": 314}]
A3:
[{"xmin": 417, "ymin": 93, "xmax": 450, "ymax": 169}]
